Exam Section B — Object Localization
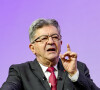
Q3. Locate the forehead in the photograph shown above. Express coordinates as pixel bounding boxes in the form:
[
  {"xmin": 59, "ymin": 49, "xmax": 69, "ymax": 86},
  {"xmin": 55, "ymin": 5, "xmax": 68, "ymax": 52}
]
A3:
[{"xmin": 35, "ymin": 25, "xmax": 59, "ymax": 37}]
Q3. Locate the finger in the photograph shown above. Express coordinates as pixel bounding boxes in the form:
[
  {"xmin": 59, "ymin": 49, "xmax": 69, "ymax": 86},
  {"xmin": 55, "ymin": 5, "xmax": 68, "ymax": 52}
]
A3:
[
  {"xmin": 60, "ymin": 54, "xmax": 65, "ymax": 59},
  {"xmin": 59, "ymin": 54, "xmax": 66, "ymax": 63},
  {"xmin": 60, "ymin": 52, "xmax": 71, "ymax": 62},
  {"xmin": 70, "ymin": 52, "xmax": 77, "ymax": 58},
  {"xmin": 63, "ymin": 52, "xmax": 77, "ymax": 59},
  {"xmin": 63, "ymin": 52, "xmax": 71, "ymax": 57},
  {"xmin": 67, "ymin": 44, "xmax": 71, "ymax": 51}
]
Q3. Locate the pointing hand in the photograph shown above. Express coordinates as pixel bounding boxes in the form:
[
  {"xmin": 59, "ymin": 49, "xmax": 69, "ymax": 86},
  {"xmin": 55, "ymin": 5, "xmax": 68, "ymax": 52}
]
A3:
[{"xmin": 60, "ymin": 44, "xmax": 77, "ymax": 76}]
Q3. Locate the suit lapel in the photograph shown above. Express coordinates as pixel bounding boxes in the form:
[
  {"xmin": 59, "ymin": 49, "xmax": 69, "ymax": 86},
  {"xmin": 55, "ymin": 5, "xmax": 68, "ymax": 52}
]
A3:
[
  {"xmin": 29, "ymin": 59, "xmax": 74, "ymax": 90},
  {"xmin": 57, "ymin": 70, "xmax": 66, "ymax": 90},
  {"xmin": 57, "ymin": 59, "xmax": 74, "ymax": 90},
  {"xmin": 30, "ymin": 59, "xmax": 51, "ymax": 90},
  {"xmin": 57, "ymin": 59, "xmax": 66, "ymax": 90}
]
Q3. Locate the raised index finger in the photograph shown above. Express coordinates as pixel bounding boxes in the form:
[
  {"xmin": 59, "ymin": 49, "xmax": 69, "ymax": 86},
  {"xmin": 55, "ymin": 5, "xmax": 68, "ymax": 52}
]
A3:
[{"xmin": 67, "ymin": 44, "xmax": 71, "ymax": 51}]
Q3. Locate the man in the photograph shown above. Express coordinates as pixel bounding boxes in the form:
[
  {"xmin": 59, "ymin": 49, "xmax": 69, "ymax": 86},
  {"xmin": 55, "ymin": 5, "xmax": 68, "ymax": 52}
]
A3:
[{"xmin": 1, "ymin": 19, "xmax": 99, "ymax": 90}]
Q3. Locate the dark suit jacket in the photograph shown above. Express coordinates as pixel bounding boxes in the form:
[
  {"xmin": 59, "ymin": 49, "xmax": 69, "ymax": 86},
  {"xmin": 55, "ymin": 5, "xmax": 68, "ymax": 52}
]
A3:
[{"xmin": 1, "ymin": 59, "xmax": 100, "ymax": 90}]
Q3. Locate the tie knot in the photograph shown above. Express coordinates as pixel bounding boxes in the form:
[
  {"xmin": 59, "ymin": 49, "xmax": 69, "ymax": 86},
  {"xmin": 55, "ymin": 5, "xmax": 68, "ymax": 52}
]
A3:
[{"xmin": 47, "ymin": 67, "xmax": 55, "ymax": 73}]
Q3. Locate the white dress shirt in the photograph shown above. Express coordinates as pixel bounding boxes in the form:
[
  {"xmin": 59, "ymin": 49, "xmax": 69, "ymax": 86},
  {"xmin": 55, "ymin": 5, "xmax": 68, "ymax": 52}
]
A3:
[{"xmin": 39, "ymin": 63, "xmax": 79, "ymax": 86}]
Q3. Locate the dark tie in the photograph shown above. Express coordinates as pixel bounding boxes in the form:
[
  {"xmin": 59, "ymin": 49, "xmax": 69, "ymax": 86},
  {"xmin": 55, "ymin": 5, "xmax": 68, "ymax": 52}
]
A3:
[{"xmin": 47, "ymin": 67, "xmax": 57, "ymax": 90}]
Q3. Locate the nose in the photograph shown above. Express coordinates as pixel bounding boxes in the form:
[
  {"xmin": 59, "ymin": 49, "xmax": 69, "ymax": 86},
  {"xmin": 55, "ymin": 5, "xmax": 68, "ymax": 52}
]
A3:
[{"xmin": 47, "ymin": 37, "xmax": 54, "ymax": 44}]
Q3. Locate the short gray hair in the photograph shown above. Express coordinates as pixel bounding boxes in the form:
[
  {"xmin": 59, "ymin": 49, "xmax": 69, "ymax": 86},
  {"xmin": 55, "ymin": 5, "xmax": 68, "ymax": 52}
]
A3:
[{"xmin": 29, "ymin": 18, "xmax": 61, "ymax": 43}]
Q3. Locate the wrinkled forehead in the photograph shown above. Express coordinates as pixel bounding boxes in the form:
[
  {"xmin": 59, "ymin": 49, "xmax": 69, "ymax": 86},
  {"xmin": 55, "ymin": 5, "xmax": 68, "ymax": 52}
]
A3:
[{"xmin": 34, "ymin": 25, "xmax": 60, "ymax": 37}]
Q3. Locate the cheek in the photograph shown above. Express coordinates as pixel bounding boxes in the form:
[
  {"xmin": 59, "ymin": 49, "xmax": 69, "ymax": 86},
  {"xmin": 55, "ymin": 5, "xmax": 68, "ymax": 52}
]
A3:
[
  {"xmin": 35, "ymin": 44, "xmax": 45, "ymax": 54},
  {"xmin": 58, "ymin": 45, "xmax": 61, "ymax": 52},
  {"xmin": 56, "ymin": 43, "xmax": 62, "ymax": 52}
]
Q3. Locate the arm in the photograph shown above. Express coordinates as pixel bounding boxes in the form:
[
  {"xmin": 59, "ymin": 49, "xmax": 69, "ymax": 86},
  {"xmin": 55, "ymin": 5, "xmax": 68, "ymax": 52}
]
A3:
[
  {"xmin": 1, "ymin": 65, "xmax": 23, "ymax": 90},
  {"xmin": 60, "ymin": 44, "xmax": 100, "ymax": 90},
  {"xmin": 74, "ymin": 62, "xmax": 100, "ymax": 90}
]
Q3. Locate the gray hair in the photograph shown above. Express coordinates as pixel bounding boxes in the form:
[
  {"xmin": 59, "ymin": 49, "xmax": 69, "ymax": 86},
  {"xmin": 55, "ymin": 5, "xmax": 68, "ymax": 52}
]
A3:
[{"xmin": 29, "ymin": 18, "xmax": 61, "ymax": 43}]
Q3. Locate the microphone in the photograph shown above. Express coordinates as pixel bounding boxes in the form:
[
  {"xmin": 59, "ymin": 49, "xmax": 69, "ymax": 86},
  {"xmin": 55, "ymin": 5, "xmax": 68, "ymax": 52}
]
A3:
[
  {"xmin": 57, "ymin": 76, "xmax": 62, "ymax": 80},
  {"xmin": 43, "ymin": 76, "xmax": 47, "ymax": 81}
]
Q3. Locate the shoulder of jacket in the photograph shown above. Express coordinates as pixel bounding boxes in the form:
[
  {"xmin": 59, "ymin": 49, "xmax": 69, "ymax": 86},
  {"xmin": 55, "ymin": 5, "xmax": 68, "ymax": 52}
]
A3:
[
  {"xmin": 77, "ymin": 60, "xmax": 88, "ymax": 71},
  {"xmin": 9, "ymin": 60, "xmax": 34, "ymax": 69}
]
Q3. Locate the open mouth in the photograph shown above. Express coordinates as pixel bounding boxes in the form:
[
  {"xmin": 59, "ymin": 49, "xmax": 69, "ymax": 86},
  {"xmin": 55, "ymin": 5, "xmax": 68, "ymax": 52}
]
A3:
[{"xmin": 47, "ymin": 48, "xmax": 56, "ymax": 52}]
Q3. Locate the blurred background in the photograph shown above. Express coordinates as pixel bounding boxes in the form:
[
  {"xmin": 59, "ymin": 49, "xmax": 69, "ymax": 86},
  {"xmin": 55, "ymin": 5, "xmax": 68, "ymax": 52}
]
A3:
[{"xmin": 0, "ymin": 0, "xmax": 100, "ymax": 87}]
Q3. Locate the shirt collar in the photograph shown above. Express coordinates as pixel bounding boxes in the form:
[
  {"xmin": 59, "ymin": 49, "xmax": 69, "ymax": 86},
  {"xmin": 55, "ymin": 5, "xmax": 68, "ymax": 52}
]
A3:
[{"xmin": 39, "ymin": 63, "xmax": 57, "ymax": 73}]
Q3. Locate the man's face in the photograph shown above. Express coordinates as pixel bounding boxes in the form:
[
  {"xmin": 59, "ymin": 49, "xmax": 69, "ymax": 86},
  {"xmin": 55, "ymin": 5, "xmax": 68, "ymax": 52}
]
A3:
[{"xmin": 30, "ymin": 25, "xmax": 62, "ymax": 62}]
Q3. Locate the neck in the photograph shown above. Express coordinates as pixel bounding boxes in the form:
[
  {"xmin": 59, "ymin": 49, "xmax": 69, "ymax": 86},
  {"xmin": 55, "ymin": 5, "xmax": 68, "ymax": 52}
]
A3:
[{"xmin": 36, "ymin": 57, "xmax": 59, "ymax": 67}]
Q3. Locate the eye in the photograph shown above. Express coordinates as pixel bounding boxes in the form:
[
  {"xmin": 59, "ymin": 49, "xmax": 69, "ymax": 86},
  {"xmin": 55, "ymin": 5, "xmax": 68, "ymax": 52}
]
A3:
[
  {"xmin": 52, "ymin": 35, "xmax": 59, "ymax": 40},
  {"xmin": 41, "ymin": 36, "xmax": 48, "ymax": 41}
]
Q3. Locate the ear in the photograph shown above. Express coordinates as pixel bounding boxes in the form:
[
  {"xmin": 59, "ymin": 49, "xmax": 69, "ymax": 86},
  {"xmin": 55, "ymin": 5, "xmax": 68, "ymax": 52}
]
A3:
[
  {"xmin": 29, "ymin": 44, "xmax": 36, "ymax": 54},
  {"xmin": 60, "ymin": 40, "xmax": 62, "ymax": 45}
]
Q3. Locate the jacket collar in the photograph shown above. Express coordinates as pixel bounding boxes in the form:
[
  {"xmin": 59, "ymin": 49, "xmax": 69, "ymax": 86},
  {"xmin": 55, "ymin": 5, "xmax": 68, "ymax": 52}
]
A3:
[
  {"xmin": 29, "ymin": 58, "xmax": 73, "ymax": 90},
  {"xmin": 29, "ymin": 59, "xmax": 51, "ymax": 90}
]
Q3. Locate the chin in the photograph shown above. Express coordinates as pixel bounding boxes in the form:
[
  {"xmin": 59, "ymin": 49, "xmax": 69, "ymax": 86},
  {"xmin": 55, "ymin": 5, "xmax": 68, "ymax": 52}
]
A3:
[{"xmin": 47, "ymin": 55, "xmax": 58, "ymax": 61}]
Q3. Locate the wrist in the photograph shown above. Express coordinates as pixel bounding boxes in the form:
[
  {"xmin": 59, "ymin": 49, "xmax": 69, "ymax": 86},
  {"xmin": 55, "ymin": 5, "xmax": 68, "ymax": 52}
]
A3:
[{"xmin": 69, "ymin": 69, "xmax": 77, "ymax": 77}]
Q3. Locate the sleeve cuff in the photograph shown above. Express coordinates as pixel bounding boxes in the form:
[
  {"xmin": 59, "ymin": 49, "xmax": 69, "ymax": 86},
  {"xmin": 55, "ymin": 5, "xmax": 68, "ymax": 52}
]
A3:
[{"xmin": 68, "ymin": 69, "xmax": 79, "ymax": 82}]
